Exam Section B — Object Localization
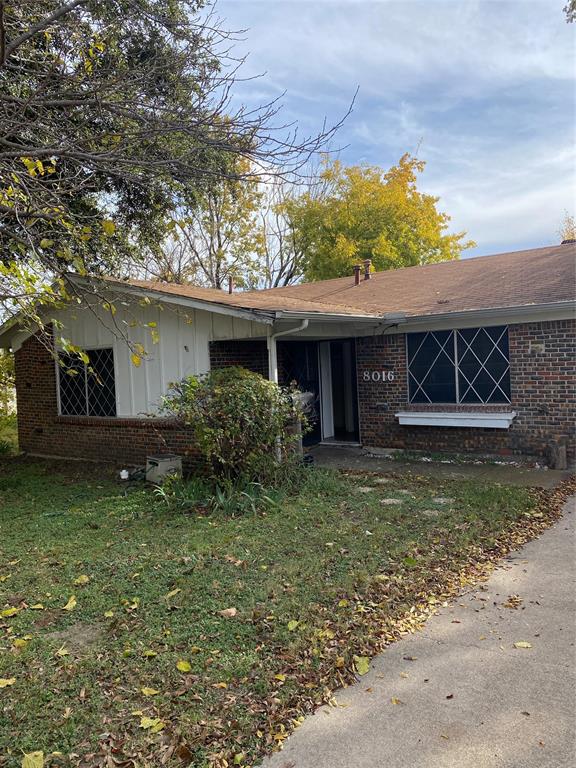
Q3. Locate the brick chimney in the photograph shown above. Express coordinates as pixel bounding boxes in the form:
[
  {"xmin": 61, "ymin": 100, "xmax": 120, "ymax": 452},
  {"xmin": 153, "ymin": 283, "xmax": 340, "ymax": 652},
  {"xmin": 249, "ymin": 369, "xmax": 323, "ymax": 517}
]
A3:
[
  {"xmin": 353, "ymin": 264, "xmax": 361, "ymax": 285},
  {"xmin": 363, "ymin": 259, "xmax": 372, "ymax": 280}
]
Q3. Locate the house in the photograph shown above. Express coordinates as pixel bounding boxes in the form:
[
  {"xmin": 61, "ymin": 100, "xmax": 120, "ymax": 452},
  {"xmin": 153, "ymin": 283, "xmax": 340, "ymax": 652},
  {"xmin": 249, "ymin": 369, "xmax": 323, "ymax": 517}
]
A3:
[{"xmin": 1, "ymin": 242, "xmax": 574, "ymax": 466}]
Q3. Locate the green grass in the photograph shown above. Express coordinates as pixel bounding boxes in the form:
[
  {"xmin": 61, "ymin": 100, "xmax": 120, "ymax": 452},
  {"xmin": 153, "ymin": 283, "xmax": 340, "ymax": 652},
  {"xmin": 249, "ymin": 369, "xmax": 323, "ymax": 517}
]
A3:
[
  {"xmin": 0, "ymin": 414, "xmax": 17, "ymax": 455},
  {"xmin": 0, "ymin": 458, "xmax": 536, "ymax": 766}
]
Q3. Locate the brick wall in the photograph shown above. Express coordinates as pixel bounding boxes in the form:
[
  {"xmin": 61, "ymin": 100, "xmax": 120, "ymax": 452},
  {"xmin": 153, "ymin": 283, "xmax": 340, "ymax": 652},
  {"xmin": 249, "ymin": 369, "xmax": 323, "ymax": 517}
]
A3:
[
  {"xmin": 356, "ymin": 319, "xmax": 576, "ymax": 463},
  {"xmin": 14, "ymin": 334, "xmax": 201, "ymax": 468},
  {"xmin": 209, "ymin": 339, "xmax": 269, "ymax": 378}
]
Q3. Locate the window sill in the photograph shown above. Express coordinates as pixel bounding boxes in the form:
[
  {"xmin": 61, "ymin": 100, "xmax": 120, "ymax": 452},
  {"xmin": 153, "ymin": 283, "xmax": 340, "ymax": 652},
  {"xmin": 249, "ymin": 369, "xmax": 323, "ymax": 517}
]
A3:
[{"xmin": 395, "ymin": 411, "xmax": 517, "ymax": 429}]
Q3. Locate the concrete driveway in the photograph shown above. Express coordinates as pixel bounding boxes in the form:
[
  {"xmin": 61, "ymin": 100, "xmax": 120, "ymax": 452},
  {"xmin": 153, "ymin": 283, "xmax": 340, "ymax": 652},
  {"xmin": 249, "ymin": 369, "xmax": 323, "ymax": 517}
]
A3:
[{"xmin": 262, "ymin": 498, "xmax": 576, "ymax": 768}]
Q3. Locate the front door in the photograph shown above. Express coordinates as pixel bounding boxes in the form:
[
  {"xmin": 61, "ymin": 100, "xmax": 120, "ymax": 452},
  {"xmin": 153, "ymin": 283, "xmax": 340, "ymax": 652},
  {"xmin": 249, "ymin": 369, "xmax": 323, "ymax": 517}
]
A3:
[{"xmin": 319, "ymin": 339, "xmax": 359, "ymax": 442}]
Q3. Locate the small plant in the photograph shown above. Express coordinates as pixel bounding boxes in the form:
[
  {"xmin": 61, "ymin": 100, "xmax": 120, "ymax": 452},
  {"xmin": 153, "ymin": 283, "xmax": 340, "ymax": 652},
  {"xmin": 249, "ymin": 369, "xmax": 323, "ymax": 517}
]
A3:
[
  {"xmin": 161, "ymin": 367, "xmax": 306, "ymax": 484},
  {"xmin": 211, "ymin": 480, "xmax": 277, "ymax": 516},
  {"xmin": 154, "ymin": 475, "xmax": 211, "ymax": 513}
]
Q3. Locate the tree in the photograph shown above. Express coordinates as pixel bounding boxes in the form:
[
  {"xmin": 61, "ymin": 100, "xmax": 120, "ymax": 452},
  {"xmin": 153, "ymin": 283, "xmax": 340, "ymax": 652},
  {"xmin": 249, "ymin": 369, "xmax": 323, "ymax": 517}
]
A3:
[
  {"xmin": 0, "ymin": 1, "xmax": 345, "ymax": 318},
  {"xmin": 285, "ymin": 154, "xmax": 475, "ymax": 281},
  {"xmin": 558, "ymin": 211, "xmax": 576, "ymax": 242},
  {"xmin": 0, "ymin": 350, "xmax": 15, "ymax": 413},
  {"xmin": 139, "ymin": 158, "xmax": 265, "ymax": 290},
  {"xmin": 564, "ymin": 1, "xmax": 576, "ymax": 22}
]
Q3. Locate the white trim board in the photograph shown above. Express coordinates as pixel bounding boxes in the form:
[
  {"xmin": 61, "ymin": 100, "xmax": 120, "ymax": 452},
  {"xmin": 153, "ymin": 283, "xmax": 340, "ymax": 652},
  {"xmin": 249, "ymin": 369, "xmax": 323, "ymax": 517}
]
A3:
[{"xmin": 395, "ymin": 411, "xmax": 517, "ymax": 429}]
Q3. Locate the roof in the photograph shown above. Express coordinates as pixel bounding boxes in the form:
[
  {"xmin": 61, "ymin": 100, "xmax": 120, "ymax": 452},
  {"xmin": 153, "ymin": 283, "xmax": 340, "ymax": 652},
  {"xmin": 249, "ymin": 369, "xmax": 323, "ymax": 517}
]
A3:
[
  {"xmin": 235, "ymin": 242, "xmax": 576, "ymax": 318},
  {"xmin": 1, "ymin": 243, "xmax": 574, "ymax": 348},
  {"xmin": 115, "ymin": 278, "xmax": 379, "ymax": 317},
  {"xmin": 111, "ymin": 243, "xmax": 576, "ymax": 319}
]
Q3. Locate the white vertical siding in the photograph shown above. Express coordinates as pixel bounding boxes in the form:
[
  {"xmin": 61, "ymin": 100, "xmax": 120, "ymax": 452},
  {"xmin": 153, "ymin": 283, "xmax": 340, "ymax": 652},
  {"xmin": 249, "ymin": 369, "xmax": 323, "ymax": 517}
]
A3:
[{"xmin": 52, "ymin": 298, "xmax": 267, "ymax": 417}]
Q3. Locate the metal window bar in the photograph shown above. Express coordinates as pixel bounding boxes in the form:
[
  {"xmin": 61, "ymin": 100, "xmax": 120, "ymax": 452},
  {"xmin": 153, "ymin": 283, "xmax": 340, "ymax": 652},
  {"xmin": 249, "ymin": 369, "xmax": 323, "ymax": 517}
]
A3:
[
  {"xmin": 59, "ymin": 348, "xmax": 116, "ymax": 417},
  {"xmin": 407, "ymin": 327, "xmax": 510, "ymax": 405}
]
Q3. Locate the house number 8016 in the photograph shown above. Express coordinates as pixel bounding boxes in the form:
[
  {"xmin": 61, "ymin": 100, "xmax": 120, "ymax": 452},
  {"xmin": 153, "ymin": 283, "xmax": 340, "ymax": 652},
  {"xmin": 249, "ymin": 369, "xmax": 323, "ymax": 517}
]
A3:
[{"xmin": 363, "ymin": 370, "xmax": 395, "ymax": 382}]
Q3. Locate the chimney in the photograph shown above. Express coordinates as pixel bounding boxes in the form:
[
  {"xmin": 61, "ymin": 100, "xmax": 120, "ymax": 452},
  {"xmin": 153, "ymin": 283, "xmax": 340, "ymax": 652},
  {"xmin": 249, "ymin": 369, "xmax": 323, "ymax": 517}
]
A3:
[
  {"xmin": 353, "ymin": 264, "xmax": 361, "ymax": 285},
  {"xmin": 363, "ymin": 259, "xmax": 372, "ymax": 280},
  {"xmin": 228, "ymin": 276, "xmax": 234, "ymax": 294}
]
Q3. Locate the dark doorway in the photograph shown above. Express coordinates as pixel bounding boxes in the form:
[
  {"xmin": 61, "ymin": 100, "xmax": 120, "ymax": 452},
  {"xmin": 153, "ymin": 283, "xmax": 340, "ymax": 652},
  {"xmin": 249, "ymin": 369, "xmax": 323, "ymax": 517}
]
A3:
[
  {"xmin": 277, "ymin": 340, "xmax": 321, "ymax": 444},
  {"xmin": 328, "ymin": 340, "xmax": 359, "ymax": 442}
]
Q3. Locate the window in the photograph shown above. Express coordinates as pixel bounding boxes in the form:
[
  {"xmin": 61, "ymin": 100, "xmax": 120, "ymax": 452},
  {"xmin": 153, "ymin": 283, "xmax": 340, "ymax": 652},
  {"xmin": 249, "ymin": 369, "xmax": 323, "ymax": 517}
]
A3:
[
  {"xmin": 407, "ymin": 326, "xmax": 510, "ymax": 404},
  {"xmin": 58, "ymin": 348, "xmax": 117, "ymax": 417}
]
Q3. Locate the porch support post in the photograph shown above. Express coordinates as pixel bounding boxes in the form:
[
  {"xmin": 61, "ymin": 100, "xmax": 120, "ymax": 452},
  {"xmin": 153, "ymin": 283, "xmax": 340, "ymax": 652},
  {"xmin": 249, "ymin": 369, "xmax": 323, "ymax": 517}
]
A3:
[{"xmin": 267, "ymin": 331, "xmax": 278, "ymax": 384}]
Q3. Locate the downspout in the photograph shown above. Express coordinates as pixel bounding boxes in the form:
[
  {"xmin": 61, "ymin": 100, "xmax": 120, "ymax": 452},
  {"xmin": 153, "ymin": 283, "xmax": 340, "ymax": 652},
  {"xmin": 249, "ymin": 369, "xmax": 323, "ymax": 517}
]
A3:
[{"xmin": 267, "ymin": 319, "xmax": 309, "ymax": 383}]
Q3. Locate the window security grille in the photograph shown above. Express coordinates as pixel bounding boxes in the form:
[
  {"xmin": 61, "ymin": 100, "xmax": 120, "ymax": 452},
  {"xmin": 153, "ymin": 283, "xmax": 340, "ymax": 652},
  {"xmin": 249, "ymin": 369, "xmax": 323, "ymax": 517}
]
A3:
[
  {"xmin": 407, "ymin": 326, "xmax": 511, "ymax": 404},
  {"xmin": 59, "ymin": 348, "xmax": 117, "ymax": 417}
]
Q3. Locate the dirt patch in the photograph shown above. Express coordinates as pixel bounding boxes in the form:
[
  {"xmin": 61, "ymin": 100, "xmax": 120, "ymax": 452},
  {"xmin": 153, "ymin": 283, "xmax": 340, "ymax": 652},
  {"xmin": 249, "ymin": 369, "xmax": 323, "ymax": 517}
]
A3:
[{"xmin": 45, "ymin": 622, "xmax": 104, "ymax": 654}]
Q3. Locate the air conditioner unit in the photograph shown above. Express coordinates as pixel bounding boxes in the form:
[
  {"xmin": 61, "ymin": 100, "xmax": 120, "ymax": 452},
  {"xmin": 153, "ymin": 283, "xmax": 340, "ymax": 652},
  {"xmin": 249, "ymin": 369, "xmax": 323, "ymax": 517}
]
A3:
[{"xmin": 146, "ymin": 454, "xmax": 182, "ymax": 484}]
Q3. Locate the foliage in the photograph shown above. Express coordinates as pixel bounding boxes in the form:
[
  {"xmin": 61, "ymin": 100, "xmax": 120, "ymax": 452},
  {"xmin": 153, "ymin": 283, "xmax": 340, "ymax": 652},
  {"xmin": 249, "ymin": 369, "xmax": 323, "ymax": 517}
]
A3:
[
  {"xmin": 558, "ymin": 211, "xmax": 576, "ymax": 242},
  {"xmin": 0, "ymin": 1, "xmax": 342, "ymax": 321},
  {"xmin": 286, "ymin": 154, "xmax": 475, "ymax": 281},
  {"xmin": 139, "ymin": 158, "xmax": 266, "ymax": 289},
  {"xmin": 1, "ymin": 456, "xmax": 570, "ymax": 766},
  {"xmin": 565, "ymin": 1, "xmax": 576, "ymax": 22},
  {"xmin": 0, "ymin": 349, "xmax": 15, "ymax": 413},
  {"xmin": 161, "ymin": 366, "xmax": 303, "ymax": 483}
]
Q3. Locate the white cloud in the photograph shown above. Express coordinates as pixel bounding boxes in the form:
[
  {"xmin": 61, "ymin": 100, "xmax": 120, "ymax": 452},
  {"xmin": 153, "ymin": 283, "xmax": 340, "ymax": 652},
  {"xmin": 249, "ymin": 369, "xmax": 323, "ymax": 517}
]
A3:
[{"xmin": 218, "ymin": 0, "xmax": 576, "ymax": 254}]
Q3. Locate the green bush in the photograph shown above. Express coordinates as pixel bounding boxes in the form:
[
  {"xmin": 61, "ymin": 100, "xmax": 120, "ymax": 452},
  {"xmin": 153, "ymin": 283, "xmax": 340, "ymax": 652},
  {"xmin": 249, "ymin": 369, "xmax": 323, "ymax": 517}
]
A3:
[{"xmin": 161, "ymin": 366, "xmax": 304, "ymax": 484}]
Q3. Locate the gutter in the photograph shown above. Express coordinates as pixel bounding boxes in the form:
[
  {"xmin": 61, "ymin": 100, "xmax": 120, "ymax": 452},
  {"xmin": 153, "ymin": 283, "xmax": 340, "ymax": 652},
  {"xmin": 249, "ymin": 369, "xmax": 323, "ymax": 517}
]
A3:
[
  {"xmin": 392, "ymin": 300, "xmax": 576, "ymax": 332},
  {"xmin": 267, "ymin": 319, "xmax": 309, "ymax": 384}
]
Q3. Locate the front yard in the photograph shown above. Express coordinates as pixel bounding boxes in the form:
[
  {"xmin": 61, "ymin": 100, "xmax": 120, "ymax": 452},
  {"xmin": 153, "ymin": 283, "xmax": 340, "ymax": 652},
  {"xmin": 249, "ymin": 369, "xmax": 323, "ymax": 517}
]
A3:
[{"xmin": 0, "ymin": 458, "xmax": 568, "ymax": 767}]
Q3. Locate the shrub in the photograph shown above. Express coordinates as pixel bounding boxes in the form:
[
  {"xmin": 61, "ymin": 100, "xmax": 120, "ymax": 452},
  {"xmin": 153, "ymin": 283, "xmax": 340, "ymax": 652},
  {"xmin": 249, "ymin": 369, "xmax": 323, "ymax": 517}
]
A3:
[{"xmin": 161, "ymin": 367, "xmax": 304, "ymax": 483}]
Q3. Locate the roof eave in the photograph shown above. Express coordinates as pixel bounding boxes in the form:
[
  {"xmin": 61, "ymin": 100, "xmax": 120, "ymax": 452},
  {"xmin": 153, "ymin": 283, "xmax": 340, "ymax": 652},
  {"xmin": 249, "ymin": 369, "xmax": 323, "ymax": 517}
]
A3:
[{"xmin": 398, "ymin": 300, "xmax": 576, "ymax": 331}]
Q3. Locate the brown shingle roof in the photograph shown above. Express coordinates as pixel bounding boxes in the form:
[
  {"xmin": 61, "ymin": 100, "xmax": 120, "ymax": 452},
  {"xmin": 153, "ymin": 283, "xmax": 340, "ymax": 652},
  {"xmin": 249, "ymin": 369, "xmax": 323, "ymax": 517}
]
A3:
[{"xmin": 116, "ymin": 243, "xmax": 576, "ymax": 318}]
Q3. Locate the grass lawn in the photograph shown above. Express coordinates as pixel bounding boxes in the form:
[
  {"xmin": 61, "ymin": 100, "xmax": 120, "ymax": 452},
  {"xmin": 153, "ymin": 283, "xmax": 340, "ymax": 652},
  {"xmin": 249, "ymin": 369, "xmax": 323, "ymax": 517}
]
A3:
[
  {"xmin": 0, "ymin": 415, "xmax": 17, "ymax": 456},
  {"xmin": 0, "ymin": 458, "xmax": 565, "ymax": 767}
]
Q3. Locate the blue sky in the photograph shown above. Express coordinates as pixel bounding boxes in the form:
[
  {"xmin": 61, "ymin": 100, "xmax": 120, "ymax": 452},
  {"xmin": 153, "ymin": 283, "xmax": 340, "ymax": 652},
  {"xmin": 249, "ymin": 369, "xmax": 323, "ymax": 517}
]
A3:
[{"xmin": 218, "ymin": 0, "xmax": 575, "ymax": 257}]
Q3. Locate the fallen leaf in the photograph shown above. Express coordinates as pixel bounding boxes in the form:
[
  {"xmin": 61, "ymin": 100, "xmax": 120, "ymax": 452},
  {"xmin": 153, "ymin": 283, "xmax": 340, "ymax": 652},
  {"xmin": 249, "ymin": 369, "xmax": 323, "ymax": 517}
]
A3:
[
  {"xmin": 1, "ymin": 607, "xmax": 20, "ymax": 618},
  {"xmin": 287, "ymin": 620, "xmax": 299, "ymax": 631},
  {"xmin": 212, "ymin": 681, "xmax": 227, "ymax": 689},
  {"xmin": 141, "ymin": 687, "xmax": 160, "ymax": 696},
  {"xmin": 142, "ymin": 649, "xmax": 157, "ymax": 658},
  {"xmin": 22, "ymin": 752, "xmax": 44, "ymax": 768},
  {"xmin": 104, "ymin": 610, "xmax": 114, "ymax": 618},
  {"xmin": 30, "ymin": 604, "xmax": 44, "ymax": 611},
  {"xmin": 0, "ymin": 678, "xmax": 16, "ymax": 688},
  {"xmin": 514, "ymin": 641, "xmax": 532, "ymax": 649},
  {"xmin": 164, "ymin": 588, "xmax": 181, "ymax": 600},
  {"xmin": 12, "ymin": 638, "xmax": 28, "ymax": 649},
  {"xmin": 391, "ymin": 697, "xmax": 403, "ymax": 705},
  {"xmin": 176, "ymin": 660, "xmax": 192, "ymax": 673},
  {"xmin": 219, "ymin": 607, "xmax": 237, "ymax": 618},
  {"xmin": 353, "ymin": 655, "xmax": 370, "ymax": 675},
  {"xmin": 190, "ymin": 645, "xmax": 202, "ymax": 654},
  {"xmin": 274, "ymin": 674, "xmax": 286, "ymax": 682},
  {"xmin": 62, "ymin": 595, "xmax": 77, "ymax": 611},
  {"xmin": 73, "ymin": 575, "xmax": 90, "ymax": 586},
  {"xmin": 140, "ymin": 716, "xmax": 165, "ymax": 733},
  {"xmin": 55, "ymin": 645, "xmax": 69, "ymax": 658}
]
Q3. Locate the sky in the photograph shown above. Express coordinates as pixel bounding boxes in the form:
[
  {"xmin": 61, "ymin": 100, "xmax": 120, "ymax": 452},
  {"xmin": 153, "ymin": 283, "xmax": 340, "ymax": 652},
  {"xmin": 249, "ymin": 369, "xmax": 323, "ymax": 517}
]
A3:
[{"xmin": 217, "ymin": 0, "xmax": 575, "ymax": 257}]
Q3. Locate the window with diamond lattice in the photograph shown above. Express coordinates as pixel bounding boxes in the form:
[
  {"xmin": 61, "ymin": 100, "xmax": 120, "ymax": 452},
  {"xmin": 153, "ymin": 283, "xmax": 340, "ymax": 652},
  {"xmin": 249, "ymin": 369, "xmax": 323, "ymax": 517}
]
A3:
[
  {"xmin": 58, "ymin": 348, "xmax": 117, "ymax": 417},
  {"xmin": 407, "ymin": 326, "xmax": 510, "ymax": 405}
]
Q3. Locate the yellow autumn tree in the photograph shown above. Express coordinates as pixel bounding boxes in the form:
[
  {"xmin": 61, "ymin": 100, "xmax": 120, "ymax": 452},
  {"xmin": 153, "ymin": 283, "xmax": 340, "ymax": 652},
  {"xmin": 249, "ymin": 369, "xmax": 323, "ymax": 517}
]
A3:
[{"xmin": 285, "ymin": 154, "xmax": 475, "ymax": 281}]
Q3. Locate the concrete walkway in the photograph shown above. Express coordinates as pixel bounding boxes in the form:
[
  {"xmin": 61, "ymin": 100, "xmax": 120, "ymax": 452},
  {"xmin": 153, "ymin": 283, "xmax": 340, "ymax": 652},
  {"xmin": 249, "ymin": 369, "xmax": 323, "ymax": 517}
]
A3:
[
  {"xmin": 309, "ymin": 444, "xmax": 572, "ymax": 488},
  {"xmin": 262, "ymin": 498, "xmax": 576, "ymax": 768}
]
